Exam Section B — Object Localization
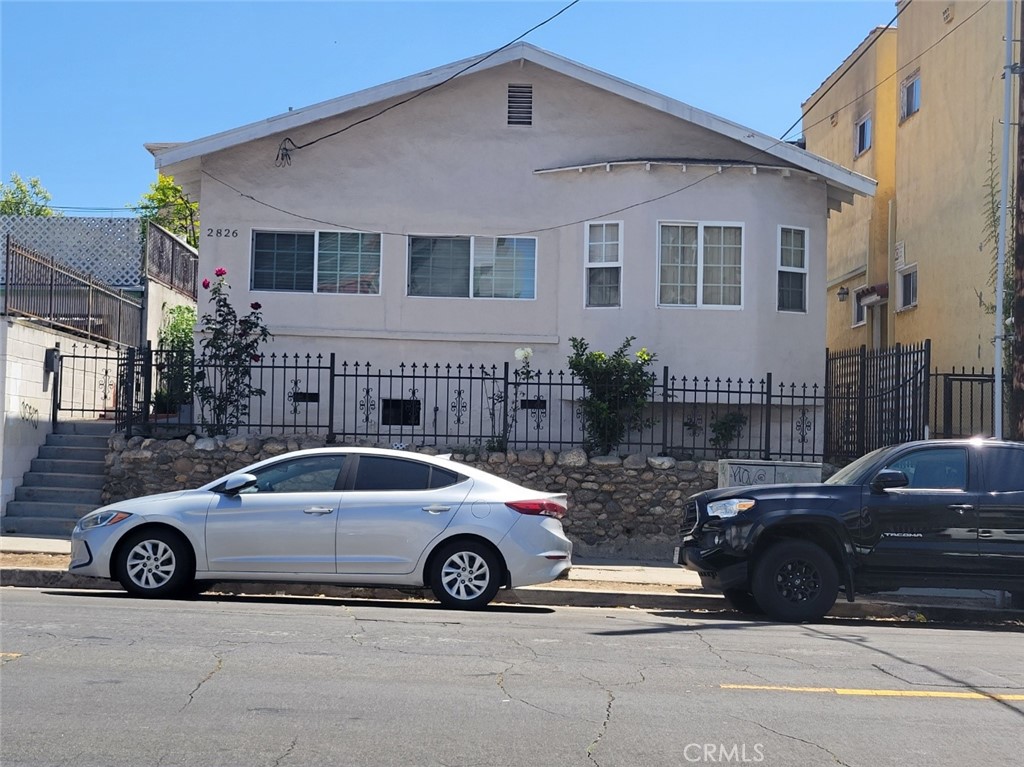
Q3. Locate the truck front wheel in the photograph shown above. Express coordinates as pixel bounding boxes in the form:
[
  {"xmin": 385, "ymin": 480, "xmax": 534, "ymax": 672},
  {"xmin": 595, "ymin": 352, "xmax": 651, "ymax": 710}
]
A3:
[{"xmin": 752, "ymin": 540, "xmax": 839, "ymax": 623}]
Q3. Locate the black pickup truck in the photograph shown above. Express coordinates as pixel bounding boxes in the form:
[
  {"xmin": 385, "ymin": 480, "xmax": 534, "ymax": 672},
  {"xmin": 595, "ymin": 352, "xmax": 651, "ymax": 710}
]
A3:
[{"xmin": 676, "ymin": 438, "xmax": 1024, "ymax": 621}]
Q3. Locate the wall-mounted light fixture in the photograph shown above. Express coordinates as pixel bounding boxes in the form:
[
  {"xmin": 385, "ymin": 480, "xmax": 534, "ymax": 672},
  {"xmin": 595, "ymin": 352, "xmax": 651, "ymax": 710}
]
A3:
[{"xmin": 836, "ymin": 286, "xmax": 850, "ymax": 302}]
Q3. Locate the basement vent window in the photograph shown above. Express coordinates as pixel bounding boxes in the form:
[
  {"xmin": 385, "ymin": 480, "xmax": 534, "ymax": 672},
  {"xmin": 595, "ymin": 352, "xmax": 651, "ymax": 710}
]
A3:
[
  {"xmin": 381, "ymin": 399, "xmax": 422, "ymax": 427},
  {"xmin": 508, "ymin": 84, "xmax": 533, "ymax": 126}
]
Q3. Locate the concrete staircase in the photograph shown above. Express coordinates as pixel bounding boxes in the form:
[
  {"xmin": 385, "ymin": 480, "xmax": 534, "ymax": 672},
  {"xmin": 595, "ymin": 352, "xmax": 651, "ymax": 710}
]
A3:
[{"xmin": 1, "ymin": 421, "xmax": 112, "ymax": 537}]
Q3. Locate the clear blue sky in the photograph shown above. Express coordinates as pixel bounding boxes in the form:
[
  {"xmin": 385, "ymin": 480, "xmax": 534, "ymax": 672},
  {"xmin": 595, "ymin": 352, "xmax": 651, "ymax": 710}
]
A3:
[{"xmin": 1, "ymin": 0, "xmax": 895, "ymax": 214}]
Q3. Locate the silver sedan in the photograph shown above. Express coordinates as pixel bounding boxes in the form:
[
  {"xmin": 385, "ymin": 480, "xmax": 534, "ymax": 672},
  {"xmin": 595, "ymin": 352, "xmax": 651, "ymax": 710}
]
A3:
[{"xmin": 70, "ymin": 447, "xmax": 572, "ymax": 609}]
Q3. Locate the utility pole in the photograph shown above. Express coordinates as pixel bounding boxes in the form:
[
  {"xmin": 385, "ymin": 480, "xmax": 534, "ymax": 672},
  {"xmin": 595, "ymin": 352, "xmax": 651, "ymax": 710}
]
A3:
[
  {"xmin": 1015, "ymin": 0, "xmax": 1024, "ymax": 439},
  {"xmin": 997, "ymin": 0, "xmax": 1014, "ymax": 439}
]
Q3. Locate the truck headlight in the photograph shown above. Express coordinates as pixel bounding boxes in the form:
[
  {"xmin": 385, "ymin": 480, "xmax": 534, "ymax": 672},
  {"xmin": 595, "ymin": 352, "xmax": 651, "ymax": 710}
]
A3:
[{"xmin": 706, "ymin": 499, "xmax": 756, "ymax": 519}]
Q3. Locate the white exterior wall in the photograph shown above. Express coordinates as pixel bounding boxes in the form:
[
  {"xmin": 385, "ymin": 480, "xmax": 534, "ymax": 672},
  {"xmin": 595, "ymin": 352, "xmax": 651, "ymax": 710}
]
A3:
[
  {"xmin": 0, "ymin": 320, "xmax": 59, "ymax": 514},
  {"xmin": 188, "ymin": 62, "xmax": 831, "ymax": 385}
]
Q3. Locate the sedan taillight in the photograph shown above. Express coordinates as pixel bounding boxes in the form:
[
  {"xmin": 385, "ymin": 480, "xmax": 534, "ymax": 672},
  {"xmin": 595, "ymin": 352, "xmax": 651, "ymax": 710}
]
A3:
[{"xmin": 506, "ymin": 500, "xmax": 566, "ymax": 520}]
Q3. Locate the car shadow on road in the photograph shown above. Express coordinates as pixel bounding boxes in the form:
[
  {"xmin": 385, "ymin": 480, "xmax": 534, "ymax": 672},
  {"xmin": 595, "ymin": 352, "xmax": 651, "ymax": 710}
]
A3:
[
  {"xmin": 39, "ymin": 589, "xmax": 556, "ymax": 614},
  {"xmin": 593, "ymin": 609, "xmax": 1024, "ymax": 635}
]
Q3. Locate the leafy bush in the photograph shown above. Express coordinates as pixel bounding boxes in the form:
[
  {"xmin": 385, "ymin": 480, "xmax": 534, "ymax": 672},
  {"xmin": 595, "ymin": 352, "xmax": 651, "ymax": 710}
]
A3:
[
  {"xmin": 567, "ymin": 336, "xmax": 657, "ymax": 455},
  {"xmin": 709, "ymin": 411, "xmax": 747, "ymax": 458}
]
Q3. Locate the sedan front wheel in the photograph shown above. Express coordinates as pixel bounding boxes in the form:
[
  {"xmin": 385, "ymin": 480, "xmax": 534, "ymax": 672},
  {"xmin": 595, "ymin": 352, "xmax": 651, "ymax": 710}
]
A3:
[
  {"xmin": 114, "ymin": 528, "xmax": 194, "ymax": 598},
  {"xmin": 429, "ymin": 540, "xmax": 502, "ymax": 610}
]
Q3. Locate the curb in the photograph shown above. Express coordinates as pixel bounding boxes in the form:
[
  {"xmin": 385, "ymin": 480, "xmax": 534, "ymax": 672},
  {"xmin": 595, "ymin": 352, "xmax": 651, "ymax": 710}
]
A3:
[{"xmin": 4, "ymin": 567, "xmax": 1022, "ymax": 624}]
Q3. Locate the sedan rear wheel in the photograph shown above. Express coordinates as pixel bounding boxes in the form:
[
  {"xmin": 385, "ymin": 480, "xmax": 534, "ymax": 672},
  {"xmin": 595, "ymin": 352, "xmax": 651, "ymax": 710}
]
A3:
[
  {"xmin": 114, "ymin": 528, "xmax": 194, "ymax": 598},
  {"xmin": 429, "ymin": 540, "xmax": 502, "ymax": 610},
  {"xmin": 751, "ymin": 540, "xmax": 839, "ymax": 623}
]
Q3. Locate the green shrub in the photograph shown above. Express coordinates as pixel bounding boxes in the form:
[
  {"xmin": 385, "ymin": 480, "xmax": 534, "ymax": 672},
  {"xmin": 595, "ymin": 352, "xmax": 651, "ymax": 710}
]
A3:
[{"xmin": 567, "ymin": 336, "xmax": 657, "ymax": 455}]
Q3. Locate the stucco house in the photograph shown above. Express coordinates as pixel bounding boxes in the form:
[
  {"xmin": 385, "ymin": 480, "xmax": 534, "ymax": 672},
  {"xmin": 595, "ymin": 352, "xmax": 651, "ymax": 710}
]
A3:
[{"xmin": 152, "ymin": 43, "xmax": 873, "ymax": 388}]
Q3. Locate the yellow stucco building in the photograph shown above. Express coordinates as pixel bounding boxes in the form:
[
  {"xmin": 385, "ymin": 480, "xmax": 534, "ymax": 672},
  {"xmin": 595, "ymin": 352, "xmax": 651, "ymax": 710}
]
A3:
[{"xmin": 804, "ymin": 0, "xmax": 1016, "ymax": 375}]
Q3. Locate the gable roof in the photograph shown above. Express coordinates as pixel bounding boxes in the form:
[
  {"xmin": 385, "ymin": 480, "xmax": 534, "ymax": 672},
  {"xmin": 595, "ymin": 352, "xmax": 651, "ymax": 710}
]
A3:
[{"xmin": 152, "ymin": 42, "xmax": 874, "ymax": 207}]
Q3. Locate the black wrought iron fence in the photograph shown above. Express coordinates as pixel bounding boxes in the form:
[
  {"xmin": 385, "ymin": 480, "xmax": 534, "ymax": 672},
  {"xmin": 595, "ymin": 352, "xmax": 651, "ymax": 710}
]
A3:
[
  {"xmin": 76, "ymin": 351, "xmax": 826, "ymax": 460},
  {"xmin": 4, "ymin": 236, "xmax": 143, "ymax": 346},
  {"xmin": 825, "ymin": 341, "xmax": 931, "ymax": 462},
  {"xmin": 929, "ymin": 367, "xmax": 995, "ymax": 438}
]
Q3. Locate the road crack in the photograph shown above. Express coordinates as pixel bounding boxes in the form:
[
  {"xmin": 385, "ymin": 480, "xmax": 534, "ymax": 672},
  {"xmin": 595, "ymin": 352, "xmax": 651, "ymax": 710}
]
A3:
[
  {"xmin": 584, "ymin": 683, "xmax": 615, "ymax": 767},
  {"xmin": 740, "ymin": 718, "xmax": 851, "ymax": 767},
  {"xmin": 496, "ymin": 661, "xmax": 567, "ymax": 719},
  {"xmin": 271, "ymin": 736, "xmax": 298, "ymax": 767},
  {"xmin": 694, "ymin": 631, "xmax": 771, "ymax": 682},
  {"xmin": 180, "ymin": 652, "xmax": 224, "ymax": 711}
]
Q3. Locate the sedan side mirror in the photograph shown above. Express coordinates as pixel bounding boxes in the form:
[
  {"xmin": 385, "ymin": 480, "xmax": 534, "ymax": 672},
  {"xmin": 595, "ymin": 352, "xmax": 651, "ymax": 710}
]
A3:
[
  {"xmin": 871, "ymin": 469, "xmax": 909, "ymax": 493},
  {"xmin": 220, "ymin": 473, "xmax": 258, "ymax": 495}
]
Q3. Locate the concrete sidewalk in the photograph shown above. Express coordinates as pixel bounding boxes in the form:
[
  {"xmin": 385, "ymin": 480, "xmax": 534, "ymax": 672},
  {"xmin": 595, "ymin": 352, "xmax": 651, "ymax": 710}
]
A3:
[{"xmin": 2, "ymin": 535, "xmax": 1019, "ymax": 623}]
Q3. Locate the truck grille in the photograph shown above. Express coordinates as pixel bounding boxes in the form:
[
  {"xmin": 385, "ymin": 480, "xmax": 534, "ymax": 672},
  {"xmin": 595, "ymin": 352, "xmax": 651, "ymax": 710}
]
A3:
[{"xmin": 682, "ymin": 501, "xmax": 699, "ymax": 536}]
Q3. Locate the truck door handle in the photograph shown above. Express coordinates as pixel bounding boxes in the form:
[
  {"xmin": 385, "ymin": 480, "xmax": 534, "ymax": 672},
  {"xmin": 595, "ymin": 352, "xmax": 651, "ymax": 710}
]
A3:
[
  {"xmin": 947, "ymin": 504, "xmax": 974, "ymax": 512},
  {"xmin": 422, "ymin": 505, "xmax": 451, "ymax": 514},
  {"xmin": 303, "ymin": 507, "xmax": 335, "ymax": 515}
]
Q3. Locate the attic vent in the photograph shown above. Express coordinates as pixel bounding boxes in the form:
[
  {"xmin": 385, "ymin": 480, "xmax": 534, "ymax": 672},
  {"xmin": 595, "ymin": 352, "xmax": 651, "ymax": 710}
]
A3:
[
  {"xmin": 942, "ymin": 5, "xmax": 954, "ymax": 23},
  {"xmin": 508, "ymin": 83, "xmax": 533, "ymax": 126}
]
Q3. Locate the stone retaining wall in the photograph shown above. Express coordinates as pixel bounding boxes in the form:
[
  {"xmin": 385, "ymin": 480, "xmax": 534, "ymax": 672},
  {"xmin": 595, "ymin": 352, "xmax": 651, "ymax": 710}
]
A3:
[{"xmin": 105, "ymin": 434, "xmax": 719, "ymax": 559}]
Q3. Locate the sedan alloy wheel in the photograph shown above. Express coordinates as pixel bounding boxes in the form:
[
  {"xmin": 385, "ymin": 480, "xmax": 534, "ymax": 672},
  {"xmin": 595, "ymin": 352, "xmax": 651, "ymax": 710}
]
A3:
[{"xmin": 430, "ymin": 540, "xmax": 502, "ymax": 609}]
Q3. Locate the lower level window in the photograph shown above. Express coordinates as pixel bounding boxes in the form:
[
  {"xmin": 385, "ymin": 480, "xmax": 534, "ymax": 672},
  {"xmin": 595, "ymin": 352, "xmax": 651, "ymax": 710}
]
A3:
[
  {"xmin": 659, "ymin": 222, "xmax": 742, "ymax": 307},
  {"xmin": 252, "ymin": 230, "xmax": 380, "ymax": 294},
  {"xmin": 408, "ymin": 236, "xmax": 536, "ymax": 299}
]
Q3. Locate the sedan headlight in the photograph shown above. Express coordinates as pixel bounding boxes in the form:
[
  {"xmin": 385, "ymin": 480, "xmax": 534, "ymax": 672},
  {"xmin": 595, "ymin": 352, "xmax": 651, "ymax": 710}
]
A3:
[
  {"xmin": 706, "ymin": 499, "xmax": 756, "ymax": 519},
  {"xmin": 77, "ymin": 510, "xmax": 132, "ymax": 531}
]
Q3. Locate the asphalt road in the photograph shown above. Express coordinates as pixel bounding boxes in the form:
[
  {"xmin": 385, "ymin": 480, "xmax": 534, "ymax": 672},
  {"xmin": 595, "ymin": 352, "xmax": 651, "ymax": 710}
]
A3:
[{"xmin": 1, "ymin": 587, "xmax": 1022, "ymax": 767}]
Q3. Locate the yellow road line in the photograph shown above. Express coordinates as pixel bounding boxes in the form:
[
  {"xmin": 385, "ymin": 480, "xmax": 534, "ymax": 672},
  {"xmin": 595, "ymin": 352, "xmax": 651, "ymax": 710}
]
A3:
[
  {"xmin": 721, "ymin": 684, "xmax": 1024, "ymax": 701},
  {"xmin": 0, "ymin": 652, "xmax": 23, "ymax": 663}
]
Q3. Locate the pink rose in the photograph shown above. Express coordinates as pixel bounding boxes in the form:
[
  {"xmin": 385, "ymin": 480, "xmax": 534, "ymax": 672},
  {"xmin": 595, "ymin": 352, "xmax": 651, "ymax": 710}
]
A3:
[
  {"xmin": 202, "ymin": 278, "xmax": 211, "ymax": 289},
  {"xmin": 214, "ymin": 267, "xmax": 227, "ymax": 277}
]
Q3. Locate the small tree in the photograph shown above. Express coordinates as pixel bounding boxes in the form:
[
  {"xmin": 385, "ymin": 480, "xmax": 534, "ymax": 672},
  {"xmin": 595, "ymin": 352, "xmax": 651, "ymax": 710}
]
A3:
[
  {"xmin": 1, "ymin": 173, "xmax": 59, "ymax": 216},
  {"xmin": 567, "ymin": 336, "xmax": 657, "ymax": 454},
  {"xmin": 155, "ymin": 304, "xmax": 197, "ymax": 414},
  {"xmin": 130, "ymin": 174, "xmax": 199, "ymax": 248},
  {"xmin": 193, "ymin": 269, "xmax": 271, "ymax": 435}
]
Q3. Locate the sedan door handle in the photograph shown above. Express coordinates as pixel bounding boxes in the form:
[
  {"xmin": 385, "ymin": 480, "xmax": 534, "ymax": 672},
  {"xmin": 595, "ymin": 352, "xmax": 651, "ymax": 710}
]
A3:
[
  {"xmin": 422, "ymin": 505, "xmax": 451, "ymax": 514},
  {"xmin": 303, "ymin": 507, "xmax": 335, "ymax": 515},
  {"xmin": 947, "ymin": 504, "xmax": 975, "ymax": 512}
]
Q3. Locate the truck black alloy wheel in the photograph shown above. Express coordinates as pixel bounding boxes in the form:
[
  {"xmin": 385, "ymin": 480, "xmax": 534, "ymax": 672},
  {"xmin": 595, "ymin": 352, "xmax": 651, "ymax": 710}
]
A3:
[{"xmin": 751, "ymin": 540, "xmax": 839, "ymax": 623}]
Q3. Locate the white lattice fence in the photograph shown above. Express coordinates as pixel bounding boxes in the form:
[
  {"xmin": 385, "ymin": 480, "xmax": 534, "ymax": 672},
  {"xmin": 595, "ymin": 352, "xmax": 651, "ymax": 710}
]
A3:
[{"xmin": 0, "ymin": 215, "xmax": 143, "ymax": 287}]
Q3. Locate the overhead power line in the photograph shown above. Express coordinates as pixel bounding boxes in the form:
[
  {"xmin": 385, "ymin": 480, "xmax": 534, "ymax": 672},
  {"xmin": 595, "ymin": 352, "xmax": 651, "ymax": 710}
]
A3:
[{"xmin": 274, "ymin": 0, "xmax": 582, "ymax": 167}]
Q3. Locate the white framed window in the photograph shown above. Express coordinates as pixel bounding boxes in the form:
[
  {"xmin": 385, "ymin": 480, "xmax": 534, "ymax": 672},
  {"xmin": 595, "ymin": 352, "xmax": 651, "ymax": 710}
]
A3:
[
  {"xmin": 901, "ymin": 71, "xmax": 921, "ymax": 121},
  {"xmin": 252, "ymin": 230, "xmax": 381, "ymax": 294},
  {"xmin": 777, "ymin": 227, "xmax": 807, "ymax": 313},
  {"xmin": 585, "ymin": 221, "xmax": 621, "ymax": 307},
  {"xmin": 855, "ymin": 113, "xmax": 872, "ymax": 156},
  {"xmin": 658, "ymin": 222, "xmax": 742, "ymax": 308},
  {"xmin": 897, "ymin": 264, "xmax": 918, "ymax": 310},
  {"xmin": 407, "ymin": 235, "xmax": 536, "ymax": 299},
  {"xmin": 852, "ymin": 284, "xmax": 867, "ymax": 327}
]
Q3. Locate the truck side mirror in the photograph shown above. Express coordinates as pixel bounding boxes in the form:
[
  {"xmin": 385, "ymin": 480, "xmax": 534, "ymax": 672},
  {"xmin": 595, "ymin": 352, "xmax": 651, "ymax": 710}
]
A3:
[{"xmin": 871, "ymin": 469, "xmax": 909, "ymax": 493}]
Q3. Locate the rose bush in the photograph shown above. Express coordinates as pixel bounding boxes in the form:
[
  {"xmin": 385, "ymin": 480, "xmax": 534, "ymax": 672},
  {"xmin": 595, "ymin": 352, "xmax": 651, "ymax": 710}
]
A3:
[{"xmin": 193, "ymin": 269, "xmax": 272, "ymax": 436}]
